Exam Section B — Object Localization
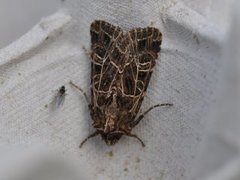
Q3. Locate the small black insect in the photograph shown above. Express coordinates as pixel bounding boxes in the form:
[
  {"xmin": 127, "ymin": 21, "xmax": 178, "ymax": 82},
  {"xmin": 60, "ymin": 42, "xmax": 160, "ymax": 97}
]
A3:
[
  {"xmin": 58, "ymin": 86, "xmax": 66, "ymax": 96},
  {"xmin": 52, "ymin": 86, "xmax": 66, "ymax": 109}
]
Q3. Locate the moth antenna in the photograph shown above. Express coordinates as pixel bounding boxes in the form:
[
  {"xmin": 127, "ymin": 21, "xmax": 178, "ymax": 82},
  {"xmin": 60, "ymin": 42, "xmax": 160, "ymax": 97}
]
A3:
[
  {"xmin": 132, "ymin": 103, "xmax": 173, "ymax": 127},
  {"xmin": 127, "ymin": 133, "xmax": 145, "ymax": 147},
  {"xmin": 79, "ymin": 131, "xmax": 99, "ymax": 148},
  {"xmin": 69, "ymin": 81, "xmax": 90, "ymax": 104}
]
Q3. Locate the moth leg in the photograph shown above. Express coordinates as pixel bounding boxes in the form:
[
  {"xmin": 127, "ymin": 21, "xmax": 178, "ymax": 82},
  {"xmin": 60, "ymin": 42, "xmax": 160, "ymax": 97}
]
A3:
[
  {"xmin": 132, "ymin": 103, "xmax": 173, "ymax": 127},
  {"xmin": 69, "ymin": 81, "xmax": 90, "ymax": 105},
  {"xmin": 79, "ymin": 131, "xmax": 99, "ymax": 148},
  {"xmin": 127, "ymin": 133, "xmax": 145, "ymax": 147}
]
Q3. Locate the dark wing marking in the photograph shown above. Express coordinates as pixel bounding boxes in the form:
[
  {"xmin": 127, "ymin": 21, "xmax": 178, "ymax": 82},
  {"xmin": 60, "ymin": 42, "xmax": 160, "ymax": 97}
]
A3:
[
  {"xmin": 90, "ymin": 20, "xmax": 123, "ymax": 108},
  {"xmin": 90, "ymin": 20, "xmax": 122, "ymax": 65},
  {"xmin": 124, "ymin": 27, "xmax": 162, "ymax": 119}
]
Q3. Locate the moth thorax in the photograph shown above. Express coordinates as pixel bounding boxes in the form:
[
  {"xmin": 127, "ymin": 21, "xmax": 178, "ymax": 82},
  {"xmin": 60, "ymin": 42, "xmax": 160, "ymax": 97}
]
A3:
[{"xmin": 104, "ymin": 116, "xmax": 116, "ymax": 133}]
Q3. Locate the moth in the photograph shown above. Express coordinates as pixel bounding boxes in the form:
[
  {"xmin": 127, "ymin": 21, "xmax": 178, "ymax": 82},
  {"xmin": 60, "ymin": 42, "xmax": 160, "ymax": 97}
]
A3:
[{"xmin": 70, "ymin": 20, "xmax": 172, "ymax": 148}]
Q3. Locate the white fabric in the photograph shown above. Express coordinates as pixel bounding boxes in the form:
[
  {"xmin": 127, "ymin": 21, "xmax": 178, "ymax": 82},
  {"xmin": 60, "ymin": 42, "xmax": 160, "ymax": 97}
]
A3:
[{"xmin": 0, "ymin": 0, "xmax": 236, "ymax": 180}]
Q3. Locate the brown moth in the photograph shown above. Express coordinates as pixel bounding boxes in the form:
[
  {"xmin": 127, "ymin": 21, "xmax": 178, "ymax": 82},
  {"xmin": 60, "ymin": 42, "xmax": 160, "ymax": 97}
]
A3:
[{"xmin": 70, "ymin": 20, "xmax": 172, "ymax": 148}]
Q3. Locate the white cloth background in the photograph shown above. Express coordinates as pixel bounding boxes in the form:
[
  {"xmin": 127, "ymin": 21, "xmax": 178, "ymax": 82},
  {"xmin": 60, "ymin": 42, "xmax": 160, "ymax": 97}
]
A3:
[{"xmin": 0, "ymin": 0, "xmax": 237, "ymax": 180}]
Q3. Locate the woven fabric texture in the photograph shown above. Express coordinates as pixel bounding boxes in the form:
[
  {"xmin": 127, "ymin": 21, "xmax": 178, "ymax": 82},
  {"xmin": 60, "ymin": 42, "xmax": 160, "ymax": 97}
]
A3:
[{"xmin": 0, "ymin": 1, "xmax": 233, "ymax": 180}]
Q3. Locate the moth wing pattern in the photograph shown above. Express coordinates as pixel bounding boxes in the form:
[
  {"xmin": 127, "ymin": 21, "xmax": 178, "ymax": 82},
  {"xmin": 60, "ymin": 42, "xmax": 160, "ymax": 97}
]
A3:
[
  {"xmin": 126, "ymin": 27, "xmax": 162, "ymax": 126},
  {"xmin": 90, "ymin": 20, "xmax": 122, "ymax": 107},
  {"xmin": 90, "ymin": 20, "xmax": 162, "ymax": 128}
]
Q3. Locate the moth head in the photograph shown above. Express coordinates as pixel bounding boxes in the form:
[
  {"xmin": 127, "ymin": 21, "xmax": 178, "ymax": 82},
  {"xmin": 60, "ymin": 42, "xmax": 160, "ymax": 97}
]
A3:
[{"xmin": 101, "ymin": 132, "xmax": 123, "ymax": 145}]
